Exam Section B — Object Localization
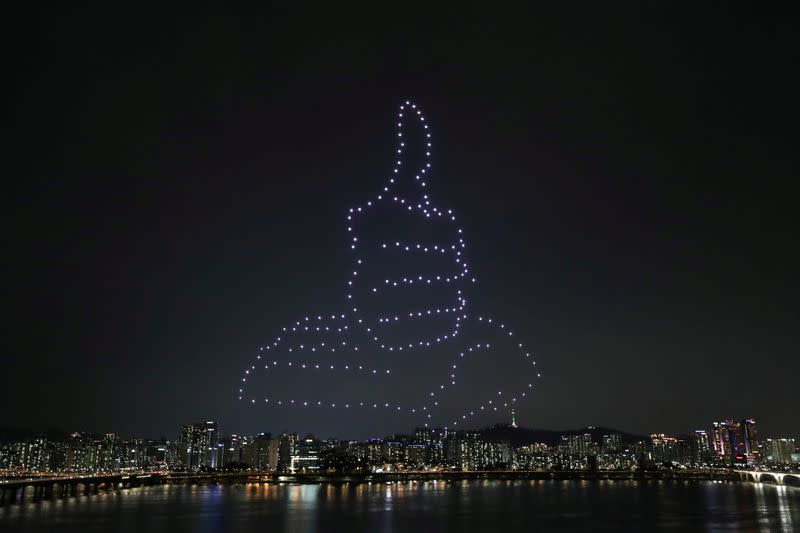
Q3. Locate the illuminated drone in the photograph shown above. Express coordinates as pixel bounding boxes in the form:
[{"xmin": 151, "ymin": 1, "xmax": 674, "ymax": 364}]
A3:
[{"xmin": 238, "ymin": 100, "xmax": 541, "ymax": 429}]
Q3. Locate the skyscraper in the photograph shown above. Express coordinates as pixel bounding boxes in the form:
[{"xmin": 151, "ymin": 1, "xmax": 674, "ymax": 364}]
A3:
[
  {"xmin": 602, "ymin": 433, "xmax": 622, "ymax": 453},
  {"xmin": 241, "ymin": 433, "xmax": 277, "ymax": 470},
  {"xmin": 710, "ymin": 419, "xmax": 759, "ymax": 467},
  {"xmin": 205, "ymin": 421, "xmax": 220, "ymax": 468},
  {"xmin": 766, "ymin": 438, "xmax": 796, "ymax": 464},
  {"xmin": 560, "ymin": 434, "xmax": 592, "ymax": 456},
  {"xmin": 414, "ymin": 427, "xmax": 447, "ymax": 465},
  {"xmin": 179, "ymin": 421, "xmax": 219, "ymax": 470},
  {"xmin": 693, "ymin": 430, "xmax": 712, "ymax": 466},
  {"xmin": 650, "ymin": 434, "xmax": 679, "ymax": 464},
  {"xmin": 278, "ymin": 432, "xmax": 299, "ymax": 473},
  {"xmin": 267, "ymin": 438, "xmax": 280, "ymax": 472},
  {"xmin": 295, "ymin": 435, "xmax": 321, "ymax": 472}
]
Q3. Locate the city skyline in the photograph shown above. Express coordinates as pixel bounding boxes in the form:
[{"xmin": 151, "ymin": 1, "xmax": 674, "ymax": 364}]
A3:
[
  {"xmin": 2, "ymin": 414, "xmax": 798, "ymax": 476},
  {"xmin": 2, "ymin": 412, "xmax": 795, "ymax": 454}
]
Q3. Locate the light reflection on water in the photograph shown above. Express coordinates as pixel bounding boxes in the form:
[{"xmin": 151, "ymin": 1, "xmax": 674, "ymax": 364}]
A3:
[{"xmin": 0, "ymin": 480, "xmax": 798, "ymax": 532}]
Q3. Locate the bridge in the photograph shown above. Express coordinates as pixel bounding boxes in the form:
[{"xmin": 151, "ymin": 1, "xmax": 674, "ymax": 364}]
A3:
[
  {"xmin": 0, "ymin": 472, "xmax": 256, "ymax": 506},
  {"xmin": 734, "ymin": 470, "xmax": 800, "ymax": 486},
  {"xmin": 2, "ymin": 468, "xmax": 795, "ymax": 506},
  {"xmin": 1, "ymin": 473, "xmax": 123, "ymax": 506}
]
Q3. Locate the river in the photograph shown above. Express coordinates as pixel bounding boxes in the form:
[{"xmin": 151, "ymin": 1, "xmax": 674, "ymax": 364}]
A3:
[{"xmin": 1, "ymin": 479, "xmax": 798, "ymax": 532}]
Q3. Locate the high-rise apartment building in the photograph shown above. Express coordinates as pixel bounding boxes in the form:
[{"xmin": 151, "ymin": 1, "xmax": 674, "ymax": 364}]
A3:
[
  {"xmin": 693, "ymin": 430, "xmax": 712, "ymax": 466},
  {"xmin": 179, "ymin": 421, "xmax": 219, "ymax": 470},
  {"xmin": 560, "ymin": 434, "xmax": 593, "ymax": 456},
  {"xmin": 278, "ymin": 432, "xmax": 299, "ymax": 473},
  {"xmin": 414, "ymin": 427, "xmax": 447, "ymax": 465},
  {"xmin": 602, "ymin": 433, "xmax": 622, "ymax": 453},
  {"xmin": 766, "ymin": 438, "xmax": 796, "ymax": 464},
  {"xmin": 711, "ymin": 419, "xmax": 759, "ymax": 467},
  {"xmin": 295, "ymin": 435, "xmax": 321, "ymax": 472}
]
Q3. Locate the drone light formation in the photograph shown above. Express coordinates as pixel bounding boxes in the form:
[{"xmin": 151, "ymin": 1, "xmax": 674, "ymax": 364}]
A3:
[{"xmin": 238, "ymin": 100, "xmax": 541, "ymax": 429}]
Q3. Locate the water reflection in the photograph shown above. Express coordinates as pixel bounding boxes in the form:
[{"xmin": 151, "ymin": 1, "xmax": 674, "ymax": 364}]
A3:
[
  {"xmin": 0, "ymin": 480, "xmax": 797, "ymax": 532},
  {"xmin": 776, "ymin": 485, "xmax": 795, "ymax": 531}
]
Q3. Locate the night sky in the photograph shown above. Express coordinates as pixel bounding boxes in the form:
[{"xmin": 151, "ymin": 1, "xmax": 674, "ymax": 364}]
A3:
[{"xmin": 5, "ymin": 5, "xmax": 797, "ymax": 441}]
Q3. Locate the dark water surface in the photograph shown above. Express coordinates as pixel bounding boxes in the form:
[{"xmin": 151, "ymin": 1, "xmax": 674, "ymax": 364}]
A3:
[{"xmin": 1, "ymin": 480, "xmax": 798, "ymax": 532}]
